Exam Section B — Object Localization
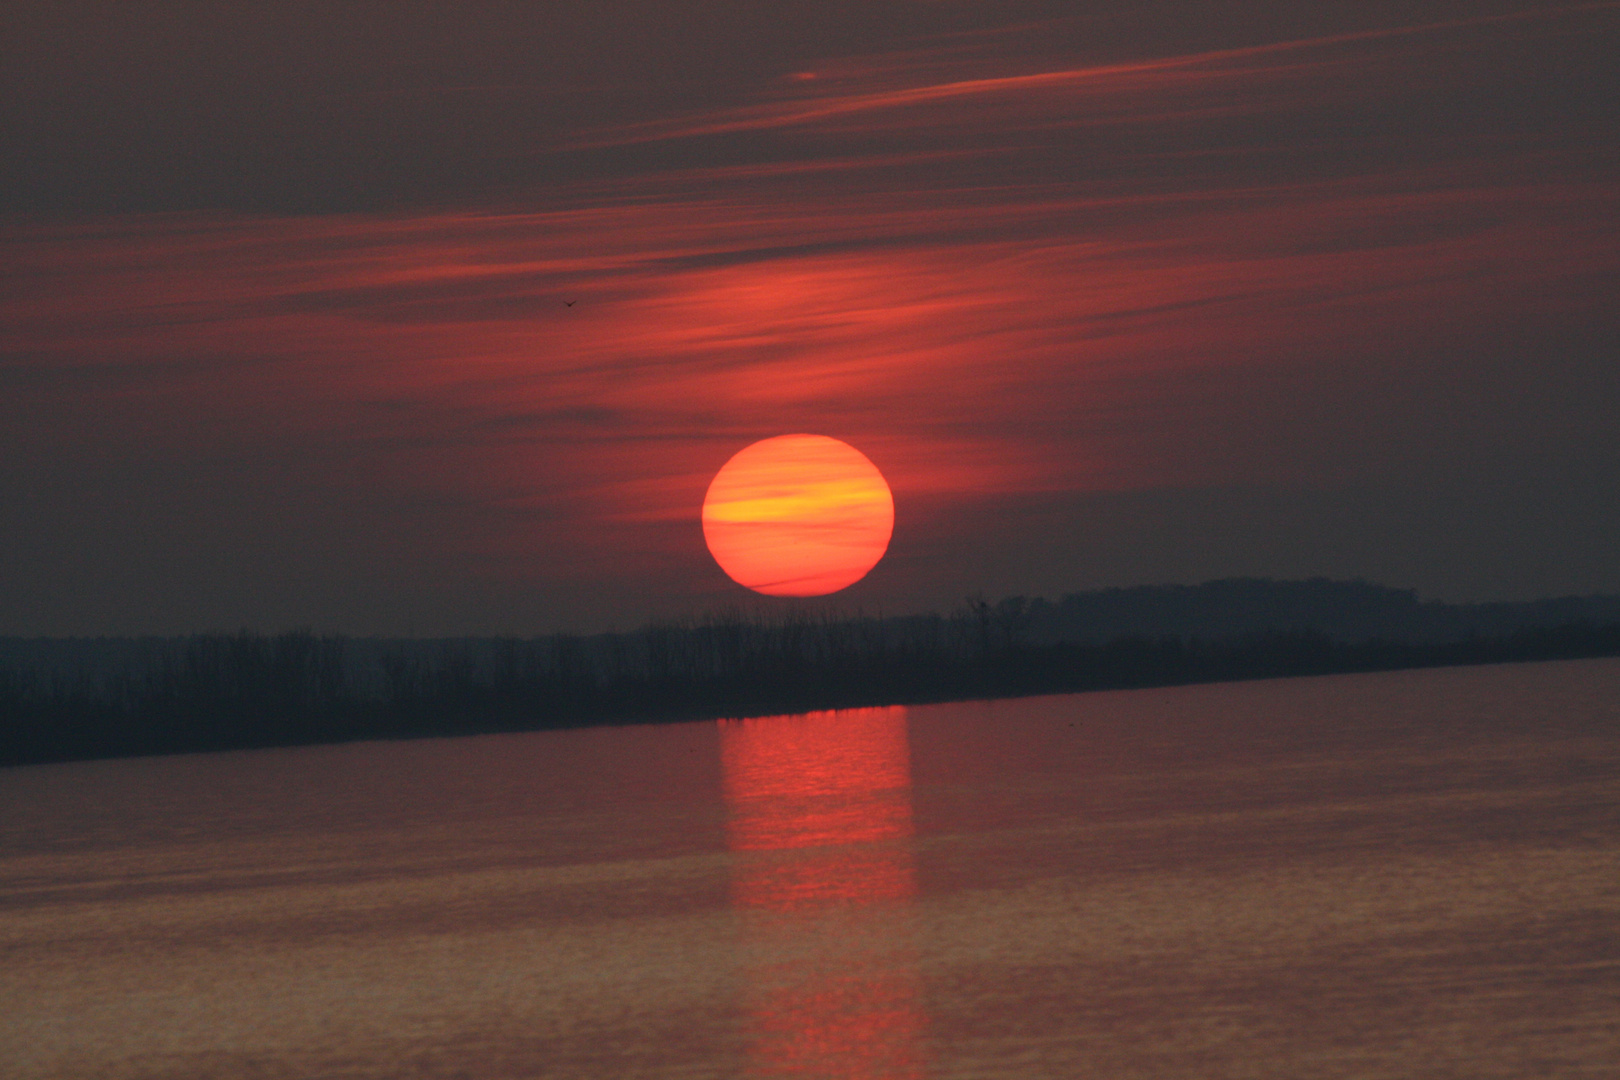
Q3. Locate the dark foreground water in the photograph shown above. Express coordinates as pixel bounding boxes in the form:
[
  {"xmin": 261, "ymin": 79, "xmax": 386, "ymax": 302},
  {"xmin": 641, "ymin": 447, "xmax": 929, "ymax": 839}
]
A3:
[{"xmin": 3, "ymin": 658, "xmax": 1618, "ymax": 1079}]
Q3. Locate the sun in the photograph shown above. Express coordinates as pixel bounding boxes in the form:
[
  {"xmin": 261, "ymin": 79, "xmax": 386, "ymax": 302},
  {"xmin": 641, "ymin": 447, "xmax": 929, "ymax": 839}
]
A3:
[{"xmin": 702, "ymin": 434, "xmax": 895, "ymax": 597}]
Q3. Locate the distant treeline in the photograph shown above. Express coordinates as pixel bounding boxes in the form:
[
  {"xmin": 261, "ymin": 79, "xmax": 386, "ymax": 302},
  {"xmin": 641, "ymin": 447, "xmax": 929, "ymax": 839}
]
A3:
[
  {"xmin": 4, "ymin": 578, "xmax": 1620, "ymax": 767},
  {"xmin": 1013, "ymin": 578, "xmax": 1620, "ymax": 644}
]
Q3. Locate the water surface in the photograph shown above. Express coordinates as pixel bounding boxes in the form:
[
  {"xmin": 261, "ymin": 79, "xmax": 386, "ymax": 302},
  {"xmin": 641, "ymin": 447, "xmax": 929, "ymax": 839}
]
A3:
[{"xmin": 3, "ymin": 659, "xmax": 1618, "ymax": 1078}]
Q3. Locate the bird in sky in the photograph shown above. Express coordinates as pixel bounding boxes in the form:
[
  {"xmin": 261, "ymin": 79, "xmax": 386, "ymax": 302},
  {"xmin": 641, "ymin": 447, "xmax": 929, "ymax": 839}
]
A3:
[{"xmin": 563, "ymin": 299, "xmax": 577, "ymax": 308}]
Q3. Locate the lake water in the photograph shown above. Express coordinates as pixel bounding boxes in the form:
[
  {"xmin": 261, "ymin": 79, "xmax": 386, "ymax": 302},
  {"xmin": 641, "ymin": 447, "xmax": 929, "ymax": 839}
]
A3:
[{"xmin": 3, "ymin": 658, "xmax": 1618, "ymax": 1079}]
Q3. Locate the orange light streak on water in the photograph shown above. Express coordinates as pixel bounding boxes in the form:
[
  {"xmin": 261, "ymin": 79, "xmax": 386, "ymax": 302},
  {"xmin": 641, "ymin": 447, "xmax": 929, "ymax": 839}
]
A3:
[{"xmin": 720, "ymin": 707, "xmax": 924, "ymax": 1079}]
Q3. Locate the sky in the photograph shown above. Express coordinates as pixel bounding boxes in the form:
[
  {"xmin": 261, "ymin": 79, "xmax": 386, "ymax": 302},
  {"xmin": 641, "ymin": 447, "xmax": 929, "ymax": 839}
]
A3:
[{"xmin": 3, "ymin": 0, "xmax": 1618, "ymax": 636}]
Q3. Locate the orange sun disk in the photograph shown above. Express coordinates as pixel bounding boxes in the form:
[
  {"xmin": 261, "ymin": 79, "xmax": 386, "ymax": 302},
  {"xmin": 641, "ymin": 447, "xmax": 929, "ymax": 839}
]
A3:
[{"xmin": 702, "ymin": 434, "xmax": 894, "ymax": 597}]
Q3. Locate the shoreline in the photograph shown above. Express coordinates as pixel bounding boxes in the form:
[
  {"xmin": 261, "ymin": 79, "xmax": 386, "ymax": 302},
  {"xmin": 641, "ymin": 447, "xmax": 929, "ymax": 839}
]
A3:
[{"xmin": 5, "ymin": 622, "xmax": 1619, "ymax": 768}]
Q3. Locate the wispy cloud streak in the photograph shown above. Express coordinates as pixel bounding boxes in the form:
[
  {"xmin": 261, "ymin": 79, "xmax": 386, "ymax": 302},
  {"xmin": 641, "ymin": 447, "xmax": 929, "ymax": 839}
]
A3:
[{"xmin": 575, "ymin": 3, "xmax": 1620, "ymax": 146}]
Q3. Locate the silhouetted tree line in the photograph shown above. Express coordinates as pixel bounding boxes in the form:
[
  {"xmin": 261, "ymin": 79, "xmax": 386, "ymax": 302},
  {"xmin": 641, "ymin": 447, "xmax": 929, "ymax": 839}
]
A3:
[
  {"xmin": 1014, "ymin": 578, "xmax": 1620, "ymax": 644},
  {"xmin": 5, "ymin": 589, "xmax": 1620, "ymax": 767}
]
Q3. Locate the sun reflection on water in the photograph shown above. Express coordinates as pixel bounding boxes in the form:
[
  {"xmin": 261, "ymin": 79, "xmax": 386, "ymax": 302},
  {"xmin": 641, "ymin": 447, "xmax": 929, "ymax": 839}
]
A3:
[{"xmin": 720, "ymin": 706, "xmax": 925, "ymax": 1079}]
